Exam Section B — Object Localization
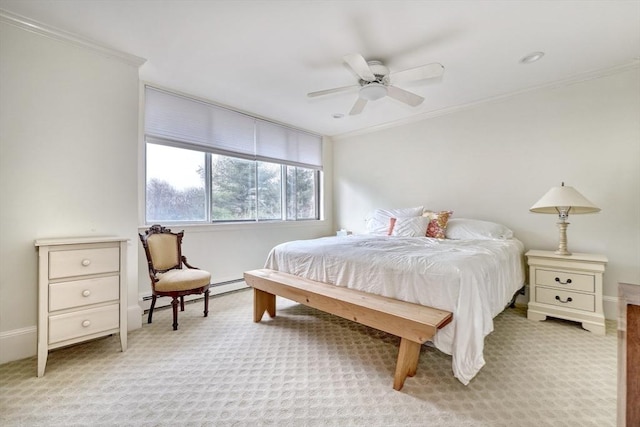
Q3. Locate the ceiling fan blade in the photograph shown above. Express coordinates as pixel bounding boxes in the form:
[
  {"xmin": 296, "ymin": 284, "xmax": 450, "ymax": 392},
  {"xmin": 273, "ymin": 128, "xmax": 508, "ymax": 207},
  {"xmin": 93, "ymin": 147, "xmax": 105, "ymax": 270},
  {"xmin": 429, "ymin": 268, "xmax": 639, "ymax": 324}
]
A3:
[
  {"xmin": 387, "ymin": 86, "xmax": 424, "ymax": 107},
  {"xmin": 343, "ymin": 53, "xmax": 375, "ymax": 81},
  {"xmin": 349, "ymin": 97, "xmax": 368, "ymax": 115},
  {"xmin": 390, "ymin": 63, "xmax": 444, "ymax": 83},
  {"xmin": 307, "ymin": 84, "xmax": 358, "ymax": 98}
]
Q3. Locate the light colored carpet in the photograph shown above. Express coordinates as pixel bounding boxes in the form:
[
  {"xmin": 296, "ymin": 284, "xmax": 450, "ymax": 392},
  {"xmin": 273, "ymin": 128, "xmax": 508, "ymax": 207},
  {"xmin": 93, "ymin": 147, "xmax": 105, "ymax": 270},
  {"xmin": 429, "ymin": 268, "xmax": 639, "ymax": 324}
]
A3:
[{"xmin": 0, "ymin": 288, "xmax": 616, "ymax": 426}]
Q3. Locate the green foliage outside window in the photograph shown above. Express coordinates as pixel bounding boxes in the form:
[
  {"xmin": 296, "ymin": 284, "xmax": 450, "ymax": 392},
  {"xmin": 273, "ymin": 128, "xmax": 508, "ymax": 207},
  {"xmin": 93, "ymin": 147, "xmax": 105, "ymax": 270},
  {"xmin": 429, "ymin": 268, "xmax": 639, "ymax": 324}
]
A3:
[{"xmin": 145, "ymin": 143, "xmax": 319, "ymax": 223}]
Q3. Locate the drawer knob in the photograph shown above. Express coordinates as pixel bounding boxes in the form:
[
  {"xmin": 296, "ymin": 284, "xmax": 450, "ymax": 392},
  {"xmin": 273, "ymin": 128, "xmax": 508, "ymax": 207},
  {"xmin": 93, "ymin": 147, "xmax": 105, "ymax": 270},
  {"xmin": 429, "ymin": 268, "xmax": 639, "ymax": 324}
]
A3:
[
  {"xmin": 554, "ymin": 277, "xmax": 572, "ymax": 285},
  {"xmin": 82, "ymin": 290, "xmax": 91, "ymax": 297},
  {"xmin": 555, "ymin": 295, "xmax": 573, "ymax": 304},
  {"xmin": 81, "ymin": 320, "xmax": 91, "ymax": 328},
  {"xmin": 81, "ymin": 259, "xmax": 91, "ymax": 267}
]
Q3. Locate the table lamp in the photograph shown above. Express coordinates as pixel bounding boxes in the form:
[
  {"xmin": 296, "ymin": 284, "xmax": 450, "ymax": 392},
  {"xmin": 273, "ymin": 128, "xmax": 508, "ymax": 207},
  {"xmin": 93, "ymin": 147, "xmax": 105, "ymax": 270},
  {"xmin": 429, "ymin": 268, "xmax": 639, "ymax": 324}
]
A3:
[{"xmin": 530, "ymin": 182, "xmax": 600, "ymax": 256}]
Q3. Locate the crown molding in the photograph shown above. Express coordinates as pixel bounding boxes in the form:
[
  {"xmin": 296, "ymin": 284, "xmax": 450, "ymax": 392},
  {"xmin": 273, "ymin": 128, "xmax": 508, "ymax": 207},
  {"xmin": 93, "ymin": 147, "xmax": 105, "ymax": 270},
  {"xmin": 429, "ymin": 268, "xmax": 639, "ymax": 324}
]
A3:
[
  {"xmin": 0, "ymin": 9, "xmax": 146, "ymax": 67},
  {"xmin": 332, "ymin": 59, "xmax": 640, "ymax": 141}
]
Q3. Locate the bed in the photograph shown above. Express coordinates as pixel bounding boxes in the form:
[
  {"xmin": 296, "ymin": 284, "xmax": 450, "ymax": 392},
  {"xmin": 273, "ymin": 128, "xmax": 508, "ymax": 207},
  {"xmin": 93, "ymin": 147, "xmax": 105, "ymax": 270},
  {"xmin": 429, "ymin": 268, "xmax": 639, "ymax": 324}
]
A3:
[{"xmin": 264, "ymin": 216, "xmax": 525, "ymax": 385}]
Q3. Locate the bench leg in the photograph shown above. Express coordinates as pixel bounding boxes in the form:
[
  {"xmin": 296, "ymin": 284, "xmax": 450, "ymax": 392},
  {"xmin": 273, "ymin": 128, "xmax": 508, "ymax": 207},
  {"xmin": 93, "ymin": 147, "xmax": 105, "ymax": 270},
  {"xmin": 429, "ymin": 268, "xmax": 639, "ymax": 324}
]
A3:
[
  {"xmin": 393, "ymin": 338, "xmax": 421, "ymax": 391},
  {"xmin": 253, "ymin": 288, "xmax": 276, "ymax": 322}
]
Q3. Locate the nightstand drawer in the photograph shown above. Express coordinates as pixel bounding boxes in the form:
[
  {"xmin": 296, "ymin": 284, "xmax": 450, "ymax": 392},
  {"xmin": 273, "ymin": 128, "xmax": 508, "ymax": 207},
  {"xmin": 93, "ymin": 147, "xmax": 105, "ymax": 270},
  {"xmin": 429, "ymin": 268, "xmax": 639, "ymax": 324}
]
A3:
[
  {"xmin": 535, "ymin": 269, "xmax": 594, "ymax": 293},
  {"xmin": 49, "ymin": 276, "xmax": 119, "ymax": 311},
  {"xmin": 49, "ymin": 247, "xmax": 119, "ymax": 279},
  {"xmin": 49, "ymin": 304, "xmax": 119, "ymax": 344},
  {"xmin": 536, "ymin": 287, "xmax": 595, "ymax": 312}
]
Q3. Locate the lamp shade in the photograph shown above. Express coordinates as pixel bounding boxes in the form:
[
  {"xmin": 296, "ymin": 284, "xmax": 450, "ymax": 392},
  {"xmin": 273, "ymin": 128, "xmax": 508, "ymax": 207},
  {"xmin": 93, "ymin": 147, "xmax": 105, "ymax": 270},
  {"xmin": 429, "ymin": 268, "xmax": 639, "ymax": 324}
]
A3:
[{"xmin": 530, "ymin": 184, "xmax": 600, "ymax": 214}]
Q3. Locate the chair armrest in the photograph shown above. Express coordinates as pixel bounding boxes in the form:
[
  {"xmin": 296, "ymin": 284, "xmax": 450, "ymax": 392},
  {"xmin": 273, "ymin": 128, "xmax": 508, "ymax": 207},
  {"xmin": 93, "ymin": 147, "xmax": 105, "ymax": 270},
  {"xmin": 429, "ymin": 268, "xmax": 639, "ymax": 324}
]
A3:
[{"xmin": 182, "ymin": 256, "xmax": 200, "ymax": 270}]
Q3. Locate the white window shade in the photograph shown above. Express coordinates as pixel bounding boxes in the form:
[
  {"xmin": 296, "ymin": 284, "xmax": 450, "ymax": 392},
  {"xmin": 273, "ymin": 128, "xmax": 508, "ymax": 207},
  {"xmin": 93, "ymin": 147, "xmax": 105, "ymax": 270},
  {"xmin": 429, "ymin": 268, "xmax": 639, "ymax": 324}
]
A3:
[
  {"xmin": 209, "ymin": 106, "xmax": 256, "ymax": 157},
  {"xmin": 145, "ymin": 87, "xmax": 213, "ymax": 146},
  {"xmin": 145, "ymin": 86, "xmax": 322, "ymax": 169},
  {"xmin": 255, "ymin": 120, "xmax": 322, "ymax": 169}
]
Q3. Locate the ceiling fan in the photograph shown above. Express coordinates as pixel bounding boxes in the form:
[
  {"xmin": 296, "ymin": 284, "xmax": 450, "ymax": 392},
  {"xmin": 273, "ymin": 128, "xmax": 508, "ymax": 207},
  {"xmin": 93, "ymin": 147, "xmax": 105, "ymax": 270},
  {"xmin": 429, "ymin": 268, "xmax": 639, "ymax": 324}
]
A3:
[{"xmin": 307, "ymin": 53, "xmax": 444, "ymax": 115}]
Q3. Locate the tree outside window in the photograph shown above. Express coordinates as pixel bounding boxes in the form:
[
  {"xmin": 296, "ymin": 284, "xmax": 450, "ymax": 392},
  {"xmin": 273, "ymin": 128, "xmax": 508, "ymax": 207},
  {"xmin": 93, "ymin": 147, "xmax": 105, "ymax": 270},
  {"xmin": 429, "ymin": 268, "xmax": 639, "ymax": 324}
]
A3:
[{"xmin": 145, "ymin": 143, "xmax": 319, "ymax": 223}]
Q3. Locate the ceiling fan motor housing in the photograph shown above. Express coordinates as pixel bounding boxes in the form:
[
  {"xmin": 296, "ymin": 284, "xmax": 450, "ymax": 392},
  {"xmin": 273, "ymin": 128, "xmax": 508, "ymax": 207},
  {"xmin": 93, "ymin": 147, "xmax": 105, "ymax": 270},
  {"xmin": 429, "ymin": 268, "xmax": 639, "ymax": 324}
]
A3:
[{"xmin": 367, "ymin": 60, "xmax": 389, "ymax": 77}]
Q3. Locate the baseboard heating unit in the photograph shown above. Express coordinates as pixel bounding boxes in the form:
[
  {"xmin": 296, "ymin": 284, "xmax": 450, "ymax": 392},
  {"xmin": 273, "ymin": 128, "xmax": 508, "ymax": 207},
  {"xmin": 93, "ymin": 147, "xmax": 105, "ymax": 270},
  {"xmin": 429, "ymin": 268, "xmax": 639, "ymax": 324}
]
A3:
[{"xmin": 140, "ymin": 278, "xmax": 248, "ymax": 312}]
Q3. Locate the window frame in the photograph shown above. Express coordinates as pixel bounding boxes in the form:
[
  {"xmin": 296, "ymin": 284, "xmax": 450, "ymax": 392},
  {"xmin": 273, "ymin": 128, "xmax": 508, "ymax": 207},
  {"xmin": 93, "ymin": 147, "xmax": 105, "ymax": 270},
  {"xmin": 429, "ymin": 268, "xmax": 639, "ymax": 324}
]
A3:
[{"xmin": 144, "ymin": 139, "xmax": 322, "ymax": 225}]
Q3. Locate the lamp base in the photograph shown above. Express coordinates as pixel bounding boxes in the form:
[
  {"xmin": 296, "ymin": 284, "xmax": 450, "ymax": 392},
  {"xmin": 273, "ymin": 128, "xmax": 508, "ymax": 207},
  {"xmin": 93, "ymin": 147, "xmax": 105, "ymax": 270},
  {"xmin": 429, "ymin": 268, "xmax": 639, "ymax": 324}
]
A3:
[
  {"xmin": 555, "ymin": 221, "xmax": 571, "ymax": 256},
  {"xmin": 554, "ymin": 248, "xmax": 572, "ymax": 256}
]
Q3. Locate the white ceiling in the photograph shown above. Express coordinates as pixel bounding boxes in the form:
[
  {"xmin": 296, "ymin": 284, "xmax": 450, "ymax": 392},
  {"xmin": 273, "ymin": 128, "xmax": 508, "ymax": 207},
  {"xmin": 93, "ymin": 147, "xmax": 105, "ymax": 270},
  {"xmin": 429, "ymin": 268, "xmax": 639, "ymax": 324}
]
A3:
[{"xmin": 1, "ymin": 0, "xmax": 639, "ymax": 137}]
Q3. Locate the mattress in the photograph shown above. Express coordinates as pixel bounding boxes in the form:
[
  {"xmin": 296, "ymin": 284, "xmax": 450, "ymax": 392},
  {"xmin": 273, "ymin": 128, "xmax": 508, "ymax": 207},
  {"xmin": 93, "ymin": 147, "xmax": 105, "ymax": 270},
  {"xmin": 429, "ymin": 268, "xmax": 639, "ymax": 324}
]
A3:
[{"xmin": 265, "ymin": 234, "xmax": 525, "ymax": 385}]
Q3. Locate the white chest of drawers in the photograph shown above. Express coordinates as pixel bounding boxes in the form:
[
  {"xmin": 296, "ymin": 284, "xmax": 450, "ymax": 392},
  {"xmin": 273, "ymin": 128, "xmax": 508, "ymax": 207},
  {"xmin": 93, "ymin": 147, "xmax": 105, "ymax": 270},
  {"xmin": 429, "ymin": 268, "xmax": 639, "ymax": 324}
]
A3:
[
  {"xmin": 35, "ymin": 237, "xmax": 128, "ymax": 377},
  {"xmin": 526, "ymin": 249, "xmax": 607, "ymax": 335}
]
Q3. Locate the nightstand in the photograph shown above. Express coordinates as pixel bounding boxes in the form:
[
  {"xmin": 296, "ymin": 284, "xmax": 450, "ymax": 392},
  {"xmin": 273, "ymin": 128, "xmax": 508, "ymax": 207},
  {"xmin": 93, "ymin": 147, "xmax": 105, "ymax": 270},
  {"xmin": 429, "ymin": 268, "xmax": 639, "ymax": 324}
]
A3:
[
  {"xmin": 35, "ymin": 236, "xmax": 128, "ymax": 377},
  {"xmin": 526, "ymin": 250, "xmax": 607, "ymax": 335}
]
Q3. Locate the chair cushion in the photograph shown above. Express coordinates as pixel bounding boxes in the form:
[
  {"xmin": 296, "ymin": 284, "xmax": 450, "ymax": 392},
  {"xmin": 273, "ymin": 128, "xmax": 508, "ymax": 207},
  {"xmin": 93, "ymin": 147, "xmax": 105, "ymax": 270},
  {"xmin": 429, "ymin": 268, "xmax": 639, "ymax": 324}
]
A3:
[{"xmin": 154, "ymin": 268, "xmax": 211, "ymax": 292}]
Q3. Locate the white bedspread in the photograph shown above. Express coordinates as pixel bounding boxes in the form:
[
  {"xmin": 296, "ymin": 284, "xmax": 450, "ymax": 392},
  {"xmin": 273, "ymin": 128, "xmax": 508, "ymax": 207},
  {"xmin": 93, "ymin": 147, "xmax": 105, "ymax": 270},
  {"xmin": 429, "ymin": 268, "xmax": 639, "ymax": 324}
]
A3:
[{"xmin": 265, "ymin": 235, "xmax": 525, "ymax": 385}]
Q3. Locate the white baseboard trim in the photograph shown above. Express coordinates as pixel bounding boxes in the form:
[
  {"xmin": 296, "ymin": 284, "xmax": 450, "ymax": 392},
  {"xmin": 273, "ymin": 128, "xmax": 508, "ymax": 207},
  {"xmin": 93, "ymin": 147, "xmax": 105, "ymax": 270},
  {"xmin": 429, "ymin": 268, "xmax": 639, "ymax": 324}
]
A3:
[
  {"xmin": 128, "ymin": 303, "xmax": 143, "ymax": 331},
  {"xmin": 603, "ymin": 295, "xmax": 618, "ymax": 321},
  {"xmin": 0, "ymin": 326, "xmax": 37, "ymax": 365}
]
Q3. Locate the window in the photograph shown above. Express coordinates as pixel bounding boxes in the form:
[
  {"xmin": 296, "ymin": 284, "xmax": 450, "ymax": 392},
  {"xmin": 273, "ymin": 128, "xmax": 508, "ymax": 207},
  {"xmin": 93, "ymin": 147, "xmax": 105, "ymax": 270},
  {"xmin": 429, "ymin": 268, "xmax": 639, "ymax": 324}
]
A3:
[
  {"xmin": 146, "ymin": 144, "xmax": 206, "ymax": 222},
  {"xmin": 144, "ymin": 86, "xmax": 322, "ymax": 224},
  {"xmin": 286, "ymin": 166, "xmax": 317, "ymax": 220}
]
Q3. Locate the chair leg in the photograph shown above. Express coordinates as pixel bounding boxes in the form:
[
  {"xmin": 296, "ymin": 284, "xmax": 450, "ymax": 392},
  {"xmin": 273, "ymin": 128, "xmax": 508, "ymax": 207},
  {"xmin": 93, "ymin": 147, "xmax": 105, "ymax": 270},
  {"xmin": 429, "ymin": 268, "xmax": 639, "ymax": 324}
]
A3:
[
  {"xmin": 204, "ymin": 289, "xmax": 210, "ymax": 317},
  {"xmin": 180, "ymin": 296, "xmax": 185, "ymax": 311},
  {"xmin": 171, "ymin": 297, "xmax": 179, "ymax": 331},
  {"xmin": 148, "ymin": 295, "xmax": 157, "ymax": 324}
]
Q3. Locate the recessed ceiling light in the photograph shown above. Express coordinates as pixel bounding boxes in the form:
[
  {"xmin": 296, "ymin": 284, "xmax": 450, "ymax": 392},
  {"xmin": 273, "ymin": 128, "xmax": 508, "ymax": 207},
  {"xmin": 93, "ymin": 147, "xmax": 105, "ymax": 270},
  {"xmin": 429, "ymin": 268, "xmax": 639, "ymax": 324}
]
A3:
[
  {"xmin": 332, "ymin": 113, "xmax": 344, "ymax": 119},
  {"xmin": 520, "ymin": 51, "xmax": 545, "ymax": 64}
]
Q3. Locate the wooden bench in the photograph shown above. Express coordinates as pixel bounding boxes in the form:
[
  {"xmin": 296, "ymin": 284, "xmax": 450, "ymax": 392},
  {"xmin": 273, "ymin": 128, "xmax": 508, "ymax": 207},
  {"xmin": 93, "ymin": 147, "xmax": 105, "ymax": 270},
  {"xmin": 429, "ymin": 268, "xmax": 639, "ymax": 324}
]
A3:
[{"xmin": 243, "ymin": 268, "xmax": 453, "ymax": 391}]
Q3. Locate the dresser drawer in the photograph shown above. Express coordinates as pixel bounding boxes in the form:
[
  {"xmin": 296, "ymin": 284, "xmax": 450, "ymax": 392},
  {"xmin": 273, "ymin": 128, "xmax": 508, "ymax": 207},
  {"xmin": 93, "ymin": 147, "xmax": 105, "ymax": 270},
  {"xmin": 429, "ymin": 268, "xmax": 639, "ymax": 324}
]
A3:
[
  {"xmin": 536, "ymin": 287, "xmax": 595, "ymax": 312},
  {"xmin": 49, "ymin": 276, "xmax": 119, "ymax": 311},
  {"xmin": 535, "ymin": 269, "xmax": 595, "ymax": 293},
  {"xmin": 49, "ymin": 247, "xmax": 119, "ymax": 279},
  {"xmin": 49, "ymin": 304, "xmax": 119, "ymax": 344}
]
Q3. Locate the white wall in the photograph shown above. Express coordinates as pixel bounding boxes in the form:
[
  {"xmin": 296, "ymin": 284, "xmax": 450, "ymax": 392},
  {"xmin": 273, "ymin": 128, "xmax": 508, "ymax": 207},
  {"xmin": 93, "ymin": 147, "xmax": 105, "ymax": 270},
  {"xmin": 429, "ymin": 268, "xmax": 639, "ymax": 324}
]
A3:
[
  {"xmin": 333, "ymin": 68, "xmax": 640, "ymax": 319},
  {"xmin": 0, "ymin": 21, "xmax": 141, "ymax": 362},
  {"xmin": 0, "ymin": 21, "xmax": 335, "ymax": 364},
  {"xmin": 0, "ymin": 22, "xmax": 138, "ymax": 361}
]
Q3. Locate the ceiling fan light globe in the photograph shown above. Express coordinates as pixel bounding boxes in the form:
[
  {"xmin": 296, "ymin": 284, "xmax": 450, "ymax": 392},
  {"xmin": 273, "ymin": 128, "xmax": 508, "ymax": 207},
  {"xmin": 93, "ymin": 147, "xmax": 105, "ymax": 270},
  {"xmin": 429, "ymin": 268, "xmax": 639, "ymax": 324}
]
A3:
[{"xmin": 360, "ymin": 83, "xmax": 388, "ymax": 101}]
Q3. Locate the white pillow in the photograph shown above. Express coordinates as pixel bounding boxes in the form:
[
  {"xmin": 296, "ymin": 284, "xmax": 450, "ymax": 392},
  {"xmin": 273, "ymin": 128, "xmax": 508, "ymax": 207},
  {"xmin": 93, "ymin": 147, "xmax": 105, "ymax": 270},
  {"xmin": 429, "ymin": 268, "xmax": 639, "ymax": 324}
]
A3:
[
  {"xmin": 445, "ymin": 218, "xmax": 514, "ymax": 240},
  {"xmin": 391, "ymin": 216, "xmax": 429, "ymax": 237},
  {"xmin": 365, "ymin": 206, "xmax": 423, "ymax": 235}
]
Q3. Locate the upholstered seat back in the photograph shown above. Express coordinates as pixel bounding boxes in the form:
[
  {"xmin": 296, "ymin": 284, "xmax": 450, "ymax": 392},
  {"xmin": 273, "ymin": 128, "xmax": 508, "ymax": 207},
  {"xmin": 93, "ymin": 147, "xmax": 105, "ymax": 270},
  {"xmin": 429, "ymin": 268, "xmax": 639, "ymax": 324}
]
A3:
[{"xmin": 147, "ymin": 233, "xmax": 181, "ymax": 271}]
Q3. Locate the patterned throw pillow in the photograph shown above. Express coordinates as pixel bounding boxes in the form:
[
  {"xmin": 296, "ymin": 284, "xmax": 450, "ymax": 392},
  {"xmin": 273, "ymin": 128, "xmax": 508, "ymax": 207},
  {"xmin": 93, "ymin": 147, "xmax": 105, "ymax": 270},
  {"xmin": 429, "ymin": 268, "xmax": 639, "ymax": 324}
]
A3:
[{"xmin": 423, "ymin": 210, "xmax": 453, "ymax": 239}]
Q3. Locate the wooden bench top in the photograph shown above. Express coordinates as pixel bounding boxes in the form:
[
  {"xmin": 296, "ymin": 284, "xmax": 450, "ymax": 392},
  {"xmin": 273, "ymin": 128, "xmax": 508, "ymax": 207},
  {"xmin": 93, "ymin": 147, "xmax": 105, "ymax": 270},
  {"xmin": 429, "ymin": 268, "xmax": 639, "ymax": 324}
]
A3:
[{"xmin": 244, "ymin": 268, "xmax": 452, "ymax": 344}]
